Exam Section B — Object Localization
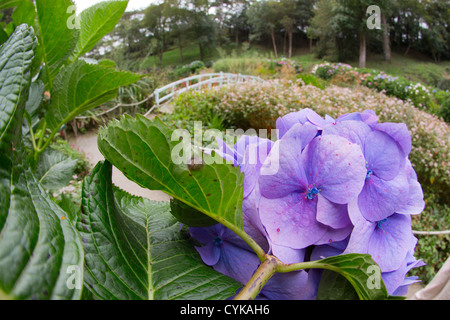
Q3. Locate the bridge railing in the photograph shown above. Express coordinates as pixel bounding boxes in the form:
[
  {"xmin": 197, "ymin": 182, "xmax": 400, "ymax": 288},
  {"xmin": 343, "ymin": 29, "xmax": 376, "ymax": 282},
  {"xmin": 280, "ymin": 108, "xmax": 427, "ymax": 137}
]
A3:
[{"xmin": 153, "ymin": 72, "xmax": 264, "ymax": 107}]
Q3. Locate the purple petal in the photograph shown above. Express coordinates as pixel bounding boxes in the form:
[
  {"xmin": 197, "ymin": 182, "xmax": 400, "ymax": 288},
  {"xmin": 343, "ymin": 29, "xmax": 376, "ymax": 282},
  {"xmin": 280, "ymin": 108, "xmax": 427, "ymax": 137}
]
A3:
[
  {"xmin": 322, "ymin": 120, "xmax": 372, "ymax": 147},
  {"xmin": 364, "ymin": 130, "xmax": 403, "ymax": 181},
  {"xmin": 344, "ymin": 200, "xmax": 375, "ymax": 254},
  {"xmin": 314, "ymin": 224, "xmax": 353, "ymax": 246},
  {"xmin": 310, "ymin": 239, "xmax": 347, "ymax": 261},
  {"xmin": 214, "ymin": 241, "xmax": 262, "ymax": 285},
  {"xmin": 397, "ymin": 160, "xmax": 425, "ymax": 215},
  {"xmin": 242, "ymin": 183, "xmax": 266, "ymax": 237},
  {"xmin": 337, "ymin": 110, "xmax": 378, "ymax": 125},
  {"xmin": 271, "ymin": 243, "xmax": 305, "ymax": 264},
  {"xmin": 382, "ymin": 259, "xmax": 408, "ymax": 295},
  {"xmin": 372, "ymin": 122, "xmax": 412, "ymax": 157},
  {"xmin": 276, "ymin": 109, "xmax": 312, "ymax": 139},
  {"xmin": 262, "ymin": 271, "xmax": 312, "ymax": 300},
  {"xmin": 358, "ymin": 169, "xmax": 409, "ymax": 222},
  {"xmin": 368, "ymin": 213, "xmax": 413, "ymax": 272},
  {"xmin": 316, "ymin": 194, "xmax": 351, "ymax": 229},
  {"xmin": 303, "ymin": 135, "xmax": 367, "ymax": 204},
  {"xmin": 241, "ymin": 139, "xmax": 273, "ymax": 198},
  {"xmin": 306, "ymin": 110, "xmax": 329, "ymax": 129},
  {"xmin": 259, "ymin": 193, "xmax": 328, "ymax": 249},
  {"xmin": 259, "ymin": 134, "xmax": 308, "ymax": 199}
]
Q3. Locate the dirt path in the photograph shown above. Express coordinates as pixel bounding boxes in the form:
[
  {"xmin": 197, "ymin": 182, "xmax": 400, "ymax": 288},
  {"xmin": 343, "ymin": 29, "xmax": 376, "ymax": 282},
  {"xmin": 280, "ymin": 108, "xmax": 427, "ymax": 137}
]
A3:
[{"xmin": 68, "ymin": 129, "xmax": 171, "ymax": 202}]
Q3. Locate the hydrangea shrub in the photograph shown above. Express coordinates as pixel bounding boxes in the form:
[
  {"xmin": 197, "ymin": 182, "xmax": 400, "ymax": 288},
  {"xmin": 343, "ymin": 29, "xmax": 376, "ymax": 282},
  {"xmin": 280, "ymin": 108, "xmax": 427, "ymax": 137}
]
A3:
[{"xmin": 190, "ymin": 109, "xmax": 426, "ymax": 299}]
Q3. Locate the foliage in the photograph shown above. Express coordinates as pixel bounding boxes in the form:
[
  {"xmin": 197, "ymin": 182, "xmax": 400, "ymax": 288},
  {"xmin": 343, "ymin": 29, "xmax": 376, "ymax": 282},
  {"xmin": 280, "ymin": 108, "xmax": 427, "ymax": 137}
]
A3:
[
  {"xmin": 173, "ymin": 60, "xmax": 205, "ymax": 78},
  {"xmin": 296, "ymin": 73, "xmax": 328, "ymax": 90},
  {"xmin": 411, "ymin": 198, "xmax": 450, "ymax": 284},
  {"xmin": 312, "ymin": 62, "xmax": 447, "ymax": 120},
  {"xmin": 0, "ymin": 0, "xmax": 141, "ymax": 300}
]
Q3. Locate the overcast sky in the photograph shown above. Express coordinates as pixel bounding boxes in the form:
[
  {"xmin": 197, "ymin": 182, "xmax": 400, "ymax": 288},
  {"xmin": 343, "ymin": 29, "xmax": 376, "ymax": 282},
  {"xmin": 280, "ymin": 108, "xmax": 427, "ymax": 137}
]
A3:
[{"xmin": 74, "ymin": 0, "xmax": 158, "ymax": 13}]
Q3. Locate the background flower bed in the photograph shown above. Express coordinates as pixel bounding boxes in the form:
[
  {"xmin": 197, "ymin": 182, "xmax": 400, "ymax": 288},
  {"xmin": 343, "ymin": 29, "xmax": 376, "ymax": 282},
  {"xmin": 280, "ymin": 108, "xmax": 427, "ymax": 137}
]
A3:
[
  {"xmin": 163, "ymin": 81, "xmax": 450, "ymax": 284},
  {"xmin": 311, "ymin": 62, "xmax": 449, "ymax": 123}
]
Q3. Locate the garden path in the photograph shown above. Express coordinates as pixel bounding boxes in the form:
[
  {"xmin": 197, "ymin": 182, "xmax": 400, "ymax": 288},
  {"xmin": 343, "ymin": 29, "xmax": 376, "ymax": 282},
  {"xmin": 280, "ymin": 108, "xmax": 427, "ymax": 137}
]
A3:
[{"xmin": 68, "ymin": 129, "xmax": 172, "ymax": 202}]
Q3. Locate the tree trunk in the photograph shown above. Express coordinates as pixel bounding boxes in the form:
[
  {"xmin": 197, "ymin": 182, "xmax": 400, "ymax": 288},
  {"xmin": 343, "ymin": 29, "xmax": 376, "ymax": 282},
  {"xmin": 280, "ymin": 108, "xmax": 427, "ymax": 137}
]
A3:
[
  {"xmin": 199, "ymin": 42, "xmax": 204, "ymax": 61},
  {"xmin": 381, "ymin": 13, "xmax": 391, "ymax": 62},
  {"xmin": 359, "ymin": 32, "xmax": 366, "ymax": 68},
  {"xmin": 283, "ymin": 31, "xmax": 287, "ymax": 56},
  {"xmin": 271, "ymin": 29, "xmax": 278, "ymax": 58},
  {"xmin": 178, "ymin": 35, "xmax": 184, "ymax": 63},
  {"xmin": 288, "ymin": 30, "xmax": 293, "ymax": 58}
]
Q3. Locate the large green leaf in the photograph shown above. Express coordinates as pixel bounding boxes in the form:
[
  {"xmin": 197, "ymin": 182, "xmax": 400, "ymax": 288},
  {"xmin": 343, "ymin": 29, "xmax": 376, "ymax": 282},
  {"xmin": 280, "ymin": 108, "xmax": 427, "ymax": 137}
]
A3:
[
  {"xmin": 70, "ymin": 0, "xmax": 129, "ymax": 60},
  {"xmin": 78, "ymin": 161, "xmax": 241, "ymax": 300},
  {"xmin": 0, "ymin": 0, "xmax": 22, "ymax": 9},
  {"xmin": 11, "ymin": 0, "xmax": 36, "ymax": 28},
  {"xmin": 0, "ymin": 163, "xmax": 84, "ymax": 300},
  {"xmin": 0, "ymin": 25, "xmax": 83, "ymax": 300},
  {"xmin": 311, "ymin": 254, "xmax": 389, "ymax": 300},
  {"xmin": 45, "ymin": 59, "xmax": 141, "ymax": 132},
  {"xmin": 0, "ymin": 24, "xmax": 36, "ymax": 142},
  {"xmin": 97, "ymin": 115, "xmax": 246, "ymax": 234},
  {"xmin": 35, "ymin": 148, "xmax": 78, "ymax": 190},
  {"xmin": 35, "ymin": 0, "xmax": 79, "ymax": 83}
]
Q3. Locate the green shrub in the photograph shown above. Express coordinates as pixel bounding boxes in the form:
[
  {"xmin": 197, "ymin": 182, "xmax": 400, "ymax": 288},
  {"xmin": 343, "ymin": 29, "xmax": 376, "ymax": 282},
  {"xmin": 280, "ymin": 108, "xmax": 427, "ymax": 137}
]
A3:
[
  {"xmin": 434, "ymin": 90, "xmax": 450, "ymax": 122},
  {"xmin": 437, "ymin": 77, "xmax": 450, "ymax": 91},
  {"xmin": 296, "ymin": 74, "xmax": 327, "ymax": 90},
  {"xmin": 411, "ymin": 198, "xmax": 450, "ymax": 284},
  {"xmin": 173, "ymin": 60, "xmax": 205, "ymax": 79},
  {"xmin": 212, "ymin": 57, "xmax": 275, "ymax": 77}
]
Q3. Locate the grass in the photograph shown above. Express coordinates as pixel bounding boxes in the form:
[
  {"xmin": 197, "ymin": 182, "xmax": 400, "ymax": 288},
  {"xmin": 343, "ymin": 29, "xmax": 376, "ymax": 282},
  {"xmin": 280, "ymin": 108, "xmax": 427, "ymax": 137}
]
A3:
[
  {"xmin": 138, "ymin": 44, "xmax": 214, "ymax": 69},
  {"xmin": 347, "ymin": 52, "xmax": 450, "ymax": 88}
]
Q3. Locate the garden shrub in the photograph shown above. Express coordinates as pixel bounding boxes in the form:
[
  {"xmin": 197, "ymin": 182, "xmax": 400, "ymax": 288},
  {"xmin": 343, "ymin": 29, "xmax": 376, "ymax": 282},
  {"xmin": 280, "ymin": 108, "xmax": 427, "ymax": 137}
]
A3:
[
  {"xmin": 312, "ymin": 63, "xmax": 446, "ymax": 119},
  {"xmin": 213, "ymin": 57, "xmax": 275, "ymax": 77},
  {"xmin": 434, "ymin": 90, "xmax": 450, "ymax": 122},
  {"xmin": 173, "ymin": 60, "xmax": 205, "ymax": 78},
  {"xmin": 296, "ymin": 74, "xmax": 327, "ymax": 90}
]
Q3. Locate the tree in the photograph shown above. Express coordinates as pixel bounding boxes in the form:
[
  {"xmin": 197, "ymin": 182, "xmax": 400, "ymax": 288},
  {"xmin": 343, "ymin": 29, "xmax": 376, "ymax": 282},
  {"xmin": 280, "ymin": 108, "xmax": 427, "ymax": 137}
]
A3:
[
  {"xmin": 143, "ymin": 3, "xmax": 169, "ymax": 66},
  {"xmin": 248, "ymin": 0, "xmax": 282, "ymax": 57}
]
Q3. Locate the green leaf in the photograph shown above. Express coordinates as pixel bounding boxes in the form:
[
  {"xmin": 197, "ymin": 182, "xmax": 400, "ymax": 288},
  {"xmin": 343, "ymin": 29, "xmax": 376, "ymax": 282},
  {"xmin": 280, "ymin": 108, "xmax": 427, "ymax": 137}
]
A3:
[
  {"xmin": 97, "ymin": 116, "xmax": 250, "ymax": 245},
  {"xmin": 0, "ymin": 0, "xmax": 22, "ymax": 9},
  {"xmin": 35, "ymin": 148, "xmax": 78, "ymax": 190},
  {"xmin": 170, "ymin": 198, "xmax": 218, "ymax": 227},
  {"xmin": 0, "ymin": 24, "xmax": 36, "ymax": 143},
  {"xmin": 317, "ymin": 270, "xmax": 359, "ymax": 300},
  {"xmin": 71, "ymin": 0, "xmax": 129, "ymax": 60},
  {"xmin": 11, "ymin": 0, "xmax": 36, "ymax": 27},
  {"xmin": 312, "ymin": 254, "xmax": 389, "ymax": 300},
  {"xmin": 45, "ymin": 59, "xmax": 141, "ymax": 133},
  {"xmin": 35, "ymin": 0, "xmax": 79, "ymax": 84},
  {"xmin": 78, "ymin": 160, "xmax": 241, "ymax": 300},
  {"xmin": 0, "ymin": 25, "xmax": 83, "ymax": 300},
  {"xmin": 25, "ymin": 80, "xmax": 45, "ymax": 118},
  {"xmin": 0, "ymin": 162, "xmax": 84, "ymax": 300}
]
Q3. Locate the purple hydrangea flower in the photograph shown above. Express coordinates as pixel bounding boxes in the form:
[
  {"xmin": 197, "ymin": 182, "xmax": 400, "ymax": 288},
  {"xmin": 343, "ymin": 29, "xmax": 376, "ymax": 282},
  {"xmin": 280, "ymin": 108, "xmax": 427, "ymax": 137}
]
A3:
[
  {"xmin": 344, "ymin": 200, "xmax": 414, "ymax": 272},
  {"xmin": 322, "ymin": 118, "xmax": 413, "ymax": 222},
  {"xmin": 192, "ymin": 109, "xmax": 425, "ymax": 299},
  {"xmin": 258, "ymin": 123, "xmax": 367, "ymax": 249}
]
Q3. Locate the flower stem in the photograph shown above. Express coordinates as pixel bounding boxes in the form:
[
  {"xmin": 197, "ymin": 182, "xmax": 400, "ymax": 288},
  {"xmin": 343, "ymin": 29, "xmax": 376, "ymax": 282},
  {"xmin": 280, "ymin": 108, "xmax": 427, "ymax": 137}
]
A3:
[{"xmin": 233, "ymin": 255, "xmax": 279, "ymax": 300}]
